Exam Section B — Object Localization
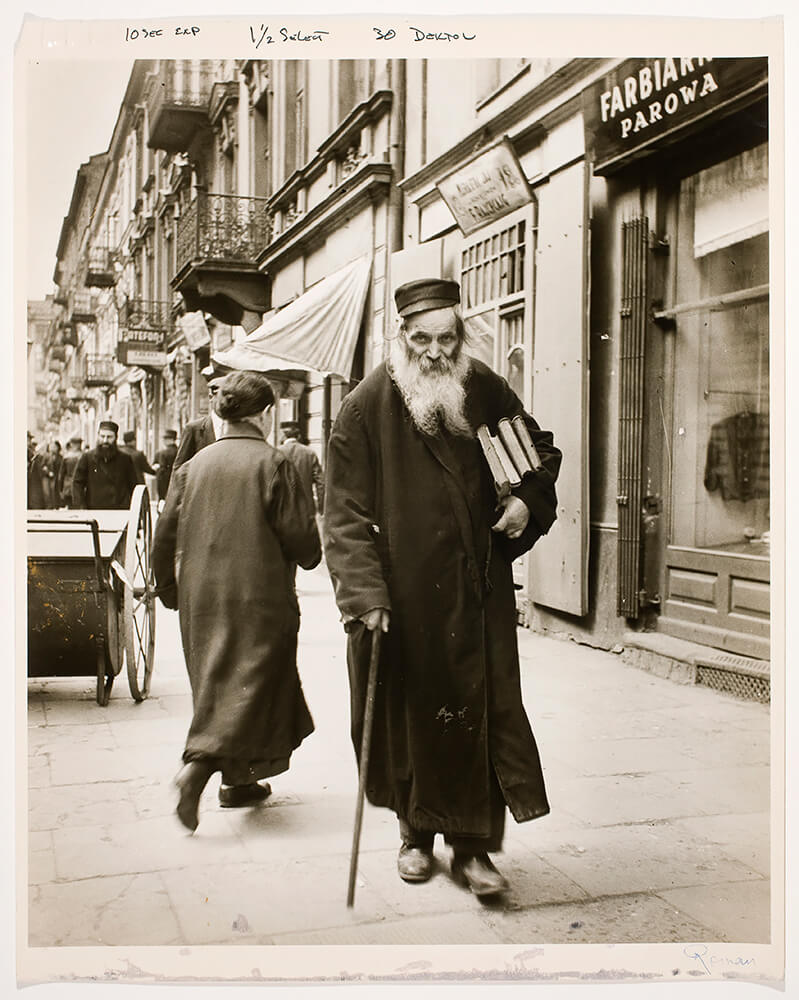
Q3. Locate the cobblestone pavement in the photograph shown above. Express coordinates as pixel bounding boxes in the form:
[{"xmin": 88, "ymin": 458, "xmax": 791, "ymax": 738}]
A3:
[{"xmin": 26, "ymin": 564, "xmax": 771, "ymax": 948}]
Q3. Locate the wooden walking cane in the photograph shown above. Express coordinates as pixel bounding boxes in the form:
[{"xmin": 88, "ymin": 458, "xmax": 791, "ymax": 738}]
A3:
[{"xmin": 346, "ymin": 627, "xmax": 382, "ymax": 907}]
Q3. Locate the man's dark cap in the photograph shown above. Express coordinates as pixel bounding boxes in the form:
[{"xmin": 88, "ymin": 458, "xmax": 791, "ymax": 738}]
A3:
[
  {"xmin": 163, "ymin": 429, "xmax": 178, "ymax": 440},
  {"xmin": 123, "ymin": 431, "xmax": 136, "ymax": 444},
  {"xmin": 394, "ymin": 278, "xmax": 460, "ymax": 318},
  {"xmin": 68, "ymin": 435, "xmax": 83, "ymax": 446},
  {"xmin": 201, "ymin": 363, "xmax": 231, "ymax": 383},
  {"xmin": 98, "ymin": 420, "xmax": 119, "ymax": 434}
]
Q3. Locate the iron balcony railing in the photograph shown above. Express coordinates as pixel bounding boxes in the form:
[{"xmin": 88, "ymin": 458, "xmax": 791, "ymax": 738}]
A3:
[
  {"xmin": 175, "ymin": 192, "xmax": 272, "ymax": 276},
  {"xmin": 85, "ymin": 354, "xmax": 115, "ymax": 386},
  {"xmin": 147, "ymin": 61, "xmax": 215, "ymax": 152},
  {"xmin": 118, "ymin": 299, "xmax": 172, "ymax": 333}
]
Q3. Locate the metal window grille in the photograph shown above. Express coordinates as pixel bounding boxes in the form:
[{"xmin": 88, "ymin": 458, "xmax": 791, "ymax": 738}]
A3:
[
  {"xmin": 461, "ymin": 220, "xmax": 526, "ymax": 311},
  {"xmin": 617, "ymin": 217, "xmax": 649, "ymax": 618}
]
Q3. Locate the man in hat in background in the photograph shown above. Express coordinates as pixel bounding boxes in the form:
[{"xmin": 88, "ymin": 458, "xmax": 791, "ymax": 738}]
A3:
[
  {"xmin": 279, "ymin": 422, "xmax": 325, "ymax": 516},
  {"xmin": 120, "ymin": 430, "xmax": 156, "ymax": 485},
  {"xmin": 153, "ymin": 429, "xmax": 179, "ymax": 501},
  {"xmin": 324, "ymin": 277, "xmax": 561, "ymax": 897},
  {"xmin": 172, "ymin": 365, "xmax": 228, "ymax": 474},
  {"xmin": 60, "ymin": 435, "xmax": 84, "ymax": 507},
  {"xmin": 72, "ymin": 420, "xmax": 139, "ymax": 510}
]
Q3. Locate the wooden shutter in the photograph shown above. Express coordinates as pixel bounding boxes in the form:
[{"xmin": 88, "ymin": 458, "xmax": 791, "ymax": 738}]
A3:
[{"xmin": 528, "ymin": 161, "xmax": 590, "ymax": 616}]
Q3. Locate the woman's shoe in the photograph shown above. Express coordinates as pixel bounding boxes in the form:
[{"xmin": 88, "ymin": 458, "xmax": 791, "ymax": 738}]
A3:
[
  {"xmin": 218, "ymin": 782, "xmax": 272, "ymax": 808},
  {"xmin": 174, "ymin": 761, "xmax": 215, "ymax": 832}
]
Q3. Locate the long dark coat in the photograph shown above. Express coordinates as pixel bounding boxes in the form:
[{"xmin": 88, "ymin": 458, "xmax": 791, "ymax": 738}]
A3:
[
  {"xmin": 152, "ymin": 423, "xmax": 322, "ymax": 773},
  {"xmin": 72, "ymin": 448, "xmax": 139, "ymax": 509},
  {"xmin": 173, "ymin": 416, "xmax": 216, "ymax": 474},
  {"xmin": 324, "ymin": 359, "xmax": 562, "ymax": 839},
  {"xmin": 154, "ymin": 442, "xmax": 178, "ymax": 500}
]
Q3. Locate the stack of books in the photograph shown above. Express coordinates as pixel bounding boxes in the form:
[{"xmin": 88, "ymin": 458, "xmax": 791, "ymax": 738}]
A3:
[{"xmin": 477, "ymin": 416, "xmax": 543, "ymax": 496}]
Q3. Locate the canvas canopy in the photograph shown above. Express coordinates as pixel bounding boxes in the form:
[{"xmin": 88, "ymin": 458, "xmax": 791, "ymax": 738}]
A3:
[{"xmin": 213, "ymin": 255, "xmax": 372, "ymax": 378}]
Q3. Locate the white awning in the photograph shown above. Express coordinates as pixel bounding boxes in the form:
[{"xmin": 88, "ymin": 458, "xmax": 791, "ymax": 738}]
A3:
[{"xmin": 213, "ymin": 255, "xmax": 372, "ymax": 379}]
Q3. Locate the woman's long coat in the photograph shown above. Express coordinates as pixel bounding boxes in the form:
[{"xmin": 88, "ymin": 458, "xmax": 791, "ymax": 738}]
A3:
[
  {"xmin": 323, "ymin": 359, "xmax": 562, "ymax": 839},
  {"xmin": 153, "ymin": 423, "xmax": 321, "ymax": 772}
]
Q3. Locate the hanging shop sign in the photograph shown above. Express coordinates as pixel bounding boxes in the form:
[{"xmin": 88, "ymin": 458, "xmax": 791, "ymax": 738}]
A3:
[
  {"xmin": 436, "ymin": 138, "xmax": 533, "ymax": 236},
  {"xmin": 583, "ymin": 57, "xmax": 768, "ymax": 175},
  {"xmin": 178, "ymin": 312, "xmax": 211, "ymax": 351},
  {"xmin": 117, "ymin": 340, "xmax": 168, "ymax": 368}
]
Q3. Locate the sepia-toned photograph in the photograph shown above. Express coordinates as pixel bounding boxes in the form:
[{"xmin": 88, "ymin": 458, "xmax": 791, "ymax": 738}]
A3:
[{"xmin": 15, "ymin": 10, "xmax": 786, "ymax": 991}]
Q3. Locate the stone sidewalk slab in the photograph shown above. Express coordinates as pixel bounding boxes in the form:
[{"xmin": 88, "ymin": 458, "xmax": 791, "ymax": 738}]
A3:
[
  {"xmin": 535, "ymin": 821, "xmax": 765, "ymax": 898},
  {"xmin": 29, "ymin": 779, "xmax": 138, "ymax": 831},
  {"xmin": 669, "ymin": 812, "xmax": 770, "ymax": 877},
  {"xmin": 161, "ymin": 856, "xmax": 387, "ymax": 945},
  {"xmin": 478, "ymin": 891, "xmax": 720, "ymax": 944},
  {"xmin": 29, "ymin": 871, "xmax": 181, "ymax": 947},
  {"xmin": 656, "ymin": 878, "xmax": 771, "ymax": 943}
]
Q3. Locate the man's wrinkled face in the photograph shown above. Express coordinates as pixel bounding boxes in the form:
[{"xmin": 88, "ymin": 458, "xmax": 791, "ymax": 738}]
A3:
[
  {"xmin": 402, "ymin": 308, "xmax": 461, "ymax": 375},
  {"xmin": 97, "ymin": 429, "xmax": 117, "ymax": 457}
]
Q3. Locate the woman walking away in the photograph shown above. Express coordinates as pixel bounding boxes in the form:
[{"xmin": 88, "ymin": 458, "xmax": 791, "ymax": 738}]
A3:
[{"xmin": 152, "ymin": 370, "xmax": 322, "ymax": 832}]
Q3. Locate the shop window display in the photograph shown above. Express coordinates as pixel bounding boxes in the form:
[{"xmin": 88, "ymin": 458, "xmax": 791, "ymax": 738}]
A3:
[{"xmin": 670, "ymin": 146, "xmax": 769, "ymax": 556}]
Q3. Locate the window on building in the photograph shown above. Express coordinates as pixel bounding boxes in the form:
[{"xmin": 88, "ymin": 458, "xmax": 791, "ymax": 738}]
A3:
[
  {"xmin": 669, "ymin": 144, "xmax": 769, "ymax": 556},
  {"xmin": 282, "ymin": 62, "xmax": 307, "ymax": 178},
  {"xmin": 336, "ymin": 60, "xmax": 368, "ymax": 124},
  {"xmin": 459, "ymin": 204, "xmax": 536, "ymax": 407},
  {"xmin": 476, "ymin": 59, "xmax": 529, "ymax": 105}
]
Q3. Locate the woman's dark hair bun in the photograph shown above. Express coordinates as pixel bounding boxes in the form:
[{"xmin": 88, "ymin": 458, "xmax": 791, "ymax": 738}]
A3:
[{"xmin": 214, "ymin": 370, "xmax": 275, "ymax": 420}]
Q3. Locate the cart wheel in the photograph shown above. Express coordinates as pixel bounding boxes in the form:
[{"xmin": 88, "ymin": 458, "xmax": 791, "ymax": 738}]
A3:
[
  {"xmin": 96, "ymin": 636, "xmax": 113, "ymax": 707},
  {"xmin": 124, "ymin": 485, "xmax": 156, "ymax": 702}
]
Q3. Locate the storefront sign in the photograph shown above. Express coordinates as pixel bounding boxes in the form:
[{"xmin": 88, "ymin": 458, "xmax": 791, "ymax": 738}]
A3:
[
  {"xmin": 178, "ymin": 312, "xmax": 211, "ymax": 351},
  {"xmin": 583, "ymin": 57, "xmax": 768, "ymax": 174},
  {"xmin": 436, "ymin": 138, "xmax": 532, "ymax": 236},
  {"xmin": 117, "ymin": 341, "xmax": 168, "ymax": 368}
]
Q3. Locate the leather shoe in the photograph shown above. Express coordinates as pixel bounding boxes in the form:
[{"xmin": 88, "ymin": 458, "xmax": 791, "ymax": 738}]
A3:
[
  {"xmin": 174, "ymin": 761, "xmax": 215, "ymax": 833},
  {"xmin": 218, "ymin": 782, "xmax": 272, "ymax": 808},
  {"xmin": 451, "ymin": 852, "xmax": 509, "ymax": 896},
  {"xmin": 397, "ymin": 843, "xmax": 434, "ymax": 883}
]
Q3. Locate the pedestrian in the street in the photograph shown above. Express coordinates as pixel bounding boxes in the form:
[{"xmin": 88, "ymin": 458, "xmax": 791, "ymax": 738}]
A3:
[
  {"xmin": 72, "ymin": 421, "xmax": 139, "ymax": 510},
  {"xmin": 38, "ymin": 440, "xmax": 64, "ymax": 509},
  {"xmin": 279, "ymin": 422, "xmax": 325, "ymax": 515},
  {"xmin": 120, "ymin": 430, "xmax": 156, "ymax": 485},
  {"xmin": 27, "ymin": 434, "xmax": 46, "ymax": 509},
  {"xmin": 153, "ymin": 429, "xmax": 179, "ymax": 501},
  {"xmin": 60, "ymin": 436, "xmax": 84, "ymax": 507},
  {"xmin": 152, "ymin": 370, "xmax": 322, "ymax": 833},
  {"xmin": 323, "ymin": 277, "xmax": 562, "ymax": 897},
  {"xmin": 172, "ymin": 365, "xmax": 229, "ymax": 474}
]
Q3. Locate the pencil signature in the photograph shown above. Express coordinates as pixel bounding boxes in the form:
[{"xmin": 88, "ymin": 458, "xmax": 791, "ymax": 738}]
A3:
[{"xmin": 684, "ymin": 946, "xmax": 756, "ymax": 975}]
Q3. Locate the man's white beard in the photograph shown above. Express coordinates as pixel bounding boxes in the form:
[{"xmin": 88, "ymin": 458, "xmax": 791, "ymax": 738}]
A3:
[{"xmin": 388, "ymin": 337, "xmax": 472, "ymax": 437}]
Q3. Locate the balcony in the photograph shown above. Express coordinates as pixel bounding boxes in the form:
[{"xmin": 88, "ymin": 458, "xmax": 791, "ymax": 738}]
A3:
[
  {"xmin": 85, "ymin": 354, "xmax": 115, "ymax": 387},
  {"xmin": 118, "ymin": 298, "xmax": 171, "ymax": 336},
  {"xmin": 85, "ymin": 246, "xmax": 117, "ymax": 288},
  {"xmin": 147, "ymin": 62, "xmax": 214, "ymax": 153},
  {"xmin": 70, "ymin": 291, "xmax": 96, "ymax": 324},
  {"xmin": 173, "ymin": 192, "xmax": 271, "ymax": 326}
]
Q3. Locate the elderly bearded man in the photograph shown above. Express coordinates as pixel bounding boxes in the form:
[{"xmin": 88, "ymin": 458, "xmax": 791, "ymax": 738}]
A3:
[{"xmin": 324, "ymin": 278, "xmax": 561, "ymax": 896}]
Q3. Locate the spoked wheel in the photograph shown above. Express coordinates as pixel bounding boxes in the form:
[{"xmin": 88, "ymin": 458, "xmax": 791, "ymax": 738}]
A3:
[
  {"xmin": 95, "ymin": 635, "xmax": 114, "ymax": 707},
  {"xmin": 124, "ymin": 485, "xmax": 156, "ymax": 701}
]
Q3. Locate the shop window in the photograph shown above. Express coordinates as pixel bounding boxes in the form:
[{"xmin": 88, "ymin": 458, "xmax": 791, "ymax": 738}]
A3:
[
  {"xmin": 459, "ymin": 206, "xmax": 535, "ymax": 404},
  {"xmin": 669, "ymin": 146, "xmax": 769, "ymax": 557}
]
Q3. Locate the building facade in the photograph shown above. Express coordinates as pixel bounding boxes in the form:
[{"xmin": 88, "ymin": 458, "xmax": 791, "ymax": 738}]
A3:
[{"xmin": 34, "ymin": 55, "xmax": 771, "ymax": 687}]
